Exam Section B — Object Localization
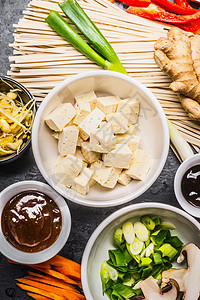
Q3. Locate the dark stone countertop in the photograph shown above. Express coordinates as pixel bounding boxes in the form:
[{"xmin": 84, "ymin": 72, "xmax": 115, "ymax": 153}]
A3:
[{"xmin": 0, "ymin": 0, "xmax": 199, "ymax": 298}]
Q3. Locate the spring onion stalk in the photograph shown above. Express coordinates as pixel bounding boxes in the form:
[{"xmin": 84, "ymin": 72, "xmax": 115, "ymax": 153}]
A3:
[
  {"xmin": 59, "ymin": 0, "xmax": 127, "ymax": 74},
  {"xmin": 167, "ymin": 119, "xmax": 194, "ymax": 162},
  {"xmin": 122, "ymin": 221, "xmax": 135, "ymax": 244},
  {"xmin": 45, "ymin": 1, "xmax": 127, "ymax": 73}
]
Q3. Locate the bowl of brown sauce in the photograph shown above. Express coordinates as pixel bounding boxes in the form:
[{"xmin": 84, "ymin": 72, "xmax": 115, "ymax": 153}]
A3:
[
  {"xmin": 0, "ymin": 181, "xmax": 71, "ymax": 264},
  {"xmin": 174, "ymin": 154, "xmax": 200, "ymax": 219}
]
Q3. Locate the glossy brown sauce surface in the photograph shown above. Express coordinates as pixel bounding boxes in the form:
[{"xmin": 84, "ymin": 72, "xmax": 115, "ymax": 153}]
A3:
[
  {"xmin": 181, "ymin": 164, "xmax": 200, "ymax": 208},
  {"xmin": 1, "ymin": 191, "xmax": 62, "ymax": 252}
]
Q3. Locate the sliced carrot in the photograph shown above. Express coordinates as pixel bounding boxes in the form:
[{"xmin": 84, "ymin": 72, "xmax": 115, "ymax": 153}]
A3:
[
  {"xmin": 16, "ymin": 278, "xmax": 69, "ymax": 297},
  {"xmin": 27, "ymin": 292, "xmax": 51, "ymax": 300},
  {"xmin": 48, "ymin": 256, "xmax": 81, "ymax": 280},
  {"xmin": 16, "ymin": 283, "xmax": 65, "ymax": 300},
  {"xmin": 24, "ymin": 275, "xmax": 79, "ymax": 293},
  {"xmin": 31, "ymin": 267, "xmax": 79, "ymax": 286}
]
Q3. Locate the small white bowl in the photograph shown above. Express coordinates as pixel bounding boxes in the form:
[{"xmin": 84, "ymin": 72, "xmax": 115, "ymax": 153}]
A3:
[
  {"xmin": 81, "ymin": 203, "xmax": 200, "ymax": 300},
  {"xmin": 174, "ymin": 154, "xmax": 200, "ymax": 218},
  {"xmin": 32, "ymin": 70, "xmax": 169, "ymax": 207},
  {"xmin": 0, "ymin": 181, "xmax": 71, "ymax": 264}
]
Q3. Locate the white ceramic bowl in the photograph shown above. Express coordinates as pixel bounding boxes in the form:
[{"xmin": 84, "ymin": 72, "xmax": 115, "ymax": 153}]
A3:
[
  {"xmin": 32, "ymin": 70, "xmax": 169, "ymax": 207},
  {"xmin": 174, "ymin": 153, "xmax": 200, "ymax": 218},
  {"xmin": 0, "ymin": 181, "xmax": 71, "ymax": 264},
  {"xmin": 81, "ymin": 202, "xmax": 200, "ymax": 300}
]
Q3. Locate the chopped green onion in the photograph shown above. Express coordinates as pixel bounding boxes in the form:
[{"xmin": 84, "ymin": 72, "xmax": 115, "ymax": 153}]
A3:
[
  {"xmin": 112, "ymin": 283, "xmax": 136, "ymax": 298},
  {"xmin": 114, "ymin": 227, "xmax": 124, "ymax": 249},
  {"xmin": 140, "ymin": 215, "xmax": 155, "ymax": 231},
  {"xmin": 155, "ymin": 230, "xmax": 169, "ymax": 248},
  {"xmin": 134, "ymin": 222, "xmax": 149, "ymax": 242},
  {"xmin": 152, "ymin": 216, "xmax": 161, "ymax": 226},
  {"xmin": 159, "ymin": 243, "xmax": 178, "ymax": 261},
  {"xmin": 145, "ymin": 242, "xmax": 154, "ymax": 257},
  {"xmin": 139, "ymin": 257, "xmax": 152, "ymax": 267},
  {"xmin": 161, "ymin": 222, "xmax": 176, "ymax": 230},
  {"xmin": 152, "ymin": 252, "xmax": 163, "ymax": 265},
  {"xmin": 122, "ymin": 221, "xmax": 135, "ymax": 244}
]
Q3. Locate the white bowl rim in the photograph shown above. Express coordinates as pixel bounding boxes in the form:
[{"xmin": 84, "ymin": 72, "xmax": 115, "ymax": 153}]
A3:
[
  {"xmin": 32, "ymin": 70, "xmax": 169, "ymax": 207},
  {"xmin": 81, "ymin": 202, "xmax": 200, "ymax": 300},
  {"xmin": 0, "ymin": 180, "xmax": 71, "ymax": 264},
  {"xmin": 174, "ymin": 153, "xmax": 200, "ymax": 218}
]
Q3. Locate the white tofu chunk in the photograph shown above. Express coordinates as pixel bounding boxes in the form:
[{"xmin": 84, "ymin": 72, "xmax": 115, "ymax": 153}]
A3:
[
  {"xmin": 81, "ymin": 142, "xmax": 101, "ymax": 164},
  {"xmin": 128, "ymin": 124, "xmax": 138, "ymax": 135},
  {"xmin": 78, "ymin": 108, "xmax": 105, "ymax": 140},
  {"xmin": 118, "ymin": 171, "xmax": 132, "ymax": 186},
  {"xmin": 117, "ymin": 98, "xmax": 140, "ymax": 125},
  {"xmin": 77, "ymin": 135, "xmax": 84, "ymax": 147},
  {"xmin": 73, "ymin": 167, "xmax": 93, "ymax": 195},
  {"xmin": 90, "ymin": 122, "xmax": 116, "ymax": 153},
  {"xmin": 73, "ymin": 107, "xmax": 90, "ymax": 125},
  {"xmin": 75, "ymin": 91, "xmax": 97, "ymax": 111},
  {"xmin": 106, "ymin": 112, "xmax": 129, "ymax": 134},
  {"xmin": 103, "ymin": 144, "xmax": 132, "ymax": 169},
  {"xmin": 75, "ymin": 148, "xmax": 88, "ymax": 163},
  {"xmin": 54, "ymin": 154, "xmax": 83, "ymax": 188},
  {"xmin": 58, "ymin": 126, "xmax": 79, "ymax": 156},
  {"xmin": 91, "ymin": 160, "xmax": 121, "ymax": 189},
  {"xmin": 116, "ymin": 134, "xmax": 141, "ymax": 154},
  {"xmin": 45, "ymin": 103, "xmax": 77, "ymax": 132},
  {"xmin": 96, "ymin": 96, "xmax": 120, "ymax": 115},
  {"xmin": 125, "ymin": 149, "xmax": 152, "ymax": 180}
]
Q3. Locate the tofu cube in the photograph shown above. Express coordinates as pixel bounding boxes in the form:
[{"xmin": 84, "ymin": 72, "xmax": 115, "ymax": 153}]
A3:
[
  {"xmin": 77, "ymin": 135, "xmax": 84, "ymax": 147},
  {"xmin": 78, "ymin": 108, "xmax": 105, "ymax": 140},
  {"xmin": 73, "ymin": 167, "xmax": 93, "ymax": 195},
  {"xmin": 75, "ymin": 148, "xmax": 88, "ymax": 163},
  {"xmin": 118, "ymin": 171, "xmax": 132, "ymax": 186},
  {"xmin": 103, "ymin": 144, "xmax": 132, "ymax": 169},
  {"xmin": 90, "ymin": 122, "xmax": 116, "ymax": 153},
  {"xmin": 128, "ymin": 124, "xmax": 138, "ymax": 135},
  {"xmin": 54, "ymin": 154, "xmax": 83, "ymax": 188},
  {"xmin": 91, "ymin": 160, "xmax": 121, "ymax": 189},
  {"xmin": 81, "ymin": 142, "xmax": 101, "ymax": 164},
  {"xmin": 117, "ymin": 98, "xmax": 140, "ymax": 125},
  {"xmin": 73, "ymin": 102, "xmax": 91, "ymax": 126},
  {"xmin": 106, "ymin": 112, "xmax": 129, "ymax": 134},
  {"xmin": 116, "ymin": 134, "xmax": 141, "ymax": 154},
  {"xmin": 75, "ymin": 91, "xmax": 97, "ymax": 111},
  {"xmin": 125, "ymin": 149, "xmax": 152, "ymax": 180},
  {"xmin": 58, "ymin": 126, "xmax": 79, "ymax": 156},
  {"xmin": 45, "ymin": 103, "xmax": 77, "ymax": 132},
  {"xmin": 96, "ymin": 96, "xmax": 120, "ymax": 115}
]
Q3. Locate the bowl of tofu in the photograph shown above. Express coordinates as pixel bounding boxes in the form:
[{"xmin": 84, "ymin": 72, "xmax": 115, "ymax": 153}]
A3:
[{"xmin": 32, "ymin": 70, "xmax": 169, "ymax": 207}]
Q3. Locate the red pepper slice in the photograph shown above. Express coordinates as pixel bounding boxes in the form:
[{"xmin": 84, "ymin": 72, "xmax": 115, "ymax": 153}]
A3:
[
  {"xmin": 118, "ymin": 0, "xmax": 151, "ymax": 7},
  {"xmin": 151, "ymin": 0, "xmax": 196, "ymax": 14},
  {"xmin": 126, "ymin": 3, "xmax": 200, "ymax": 24},
  {"xmin": 178, "ymin": 18, "xmax": 200, "ymax": 33}
]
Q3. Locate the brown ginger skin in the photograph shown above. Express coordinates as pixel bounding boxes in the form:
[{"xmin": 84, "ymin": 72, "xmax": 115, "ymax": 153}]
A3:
[{"xmin": 154, "ymin": 27, "xmax": 200, "ymax": 121}]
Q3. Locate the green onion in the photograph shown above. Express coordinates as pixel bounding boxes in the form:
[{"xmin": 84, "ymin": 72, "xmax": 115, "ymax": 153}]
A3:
[
  {"xmin": 45, "ymin": 0, "xmax": 127, "ymax": 74},
  {"xmin": 168, "ymin": 120, "xmax": 194, "ymax": 162},
  {"xmin": 114, "ymin": 227, "xmax": 124, "ymax": 250},
  {"xmin": 159, "ymin": 243, "xmax": 178, "ymax": 261},
  {"xmin": 152, "ymin": 252, "xmax": 163, "ymax": 265},
  {"xmin": 112, "ymin": 283, "xmax": 136, "ymax": 298},
  {"xmin": 140, "ymin": 215, "xmax": 155, "ymax": 231},
  {"xmin": 139, "ymin": 257, "xmax": 152, "ymax": 267}
]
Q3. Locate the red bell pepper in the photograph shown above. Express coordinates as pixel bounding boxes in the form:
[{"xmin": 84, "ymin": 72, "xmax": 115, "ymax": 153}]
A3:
[
  {"xmin": 118, "ymin": 0, "xmax": 151, "ymax": 7},
  {"xmin": 178, "ymin": 18, "xmax": 200, "ymax": 33},
  {"xmin": 151, "ymin": 0, "xmax": 196, "ymax": 14},
  {"xmin": 126, "ymin": 3, "xmax": 200, "ymax": 24}
]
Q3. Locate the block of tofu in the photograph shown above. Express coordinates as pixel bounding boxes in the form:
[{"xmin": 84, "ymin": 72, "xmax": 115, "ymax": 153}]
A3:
[
  {"xmin": 118, "ymin": 171, "xmax": 132, "ymax": 186},
  {"xmin": 128, "ymin": 124, "xmax": 138, "ymax": 135},
  {"xmin": 90, "ymin": 122, "xmax": 116, "ymax": 153},
  {"xmin": 45, "ymin": 103, "xmax": 77, "ymax": 132},
  {"xmin": 58, "ymin": 126, "xmax": 79, "ymax": 156},
  {"xmin": 54, "ymin": 154, "xmax": 83, "ymax": 188},
  {"xmin": 73, "ymin": 167, "xmax": 93, "ymax": 195},
  {"xmin": 103, "ymin": 144, "xmax": 132, "ymax": 169},
  {"xmin": 106, "ymin": 112, "xmax": 129, "ymax": 134},
  {"xmin": 75, "ymin": 91, "xmax": 97, "ymax": 111},
  {"xmin": 96, "ymin": 96, "xmax": 120, "ymax": 115},
  {"xmin": 91, "ymin": 160, "xmax": 121, "ymax": 189},
  {"xmin": 78, "ymin": 108, "xmax": 105, "ymax": 140},
  {"xmin": 117, "ymin": 98, "xmax": 140, "ymax": 125},
  {"xmin": 73, "ymin": 98, "xmax": 91, "ymax": 125},
  {"xmin": 116, "ymin": 134, "xmax": 141, "ymax": 154},
  {"xmin": 77, "ymin": 135, "xmax": 84, "ymax": 147},
  {"xmin": 81, "ymin": 142, "xmax": 101, "ymax": 164},
  {"xmin": 75, "ymin": 148, "xmax": 88, "ymax": 163},
  {"xmin": 115, "ymin": 124, "xmax": 138, "ymax": 143},
  {"xmin": 125, "ymin": 149, "xmax": 152, "ymax": 181}
]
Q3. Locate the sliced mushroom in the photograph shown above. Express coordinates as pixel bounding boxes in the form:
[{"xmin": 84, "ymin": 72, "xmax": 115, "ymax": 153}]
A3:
[
  {"xmin": 161, "ymin": 243, "xmax": 200, "ymax": 300},
  {"xmin": 139, "ymin": 276, "xmax": 179, "ymax": 300}
]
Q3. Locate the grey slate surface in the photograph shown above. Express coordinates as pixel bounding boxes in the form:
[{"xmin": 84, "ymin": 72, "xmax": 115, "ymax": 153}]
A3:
[{"xmin": 0, "ymin": 0, "xmax": 198, "ymax": 298}]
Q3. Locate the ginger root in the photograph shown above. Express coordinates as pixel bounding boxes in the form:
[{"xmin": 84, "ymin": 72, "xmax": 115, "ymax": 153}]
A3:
[{"xmin": 154, "ymin": 27, "xmax": 200, "ymax": 121}]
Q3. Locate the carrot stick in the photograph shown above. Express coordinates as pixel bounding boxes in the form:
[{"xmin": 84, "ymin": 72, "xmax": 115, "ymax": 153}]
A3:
[
  {"xmin": 24, "ymin": 275, "xmax": 79, "ymax": 293},
  {"xmin": 47, "ymin": 256, "xmax": 81, "ymax": 280},
  {"xmin": 53, "ymin": 266, "xmax": 81, "ymax": 281},
  {"xmin": 31, "ymin": 267, "xmax": 80, "ymax": 286},
  {"xmin": 27, "ymin": 292, "xmax": 51, "ymax": 300},
  {"xmin": 16, "ymin": 283, "xmax": 65, "ymax": 300}
]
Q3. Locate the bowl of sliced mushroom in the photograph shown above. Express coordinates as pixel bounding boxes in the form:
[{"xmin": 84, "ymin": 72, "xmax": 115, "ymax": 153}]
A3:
[{"xmin": 0, "ymin": 76, "xmax": 35, "ymax": 164}]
